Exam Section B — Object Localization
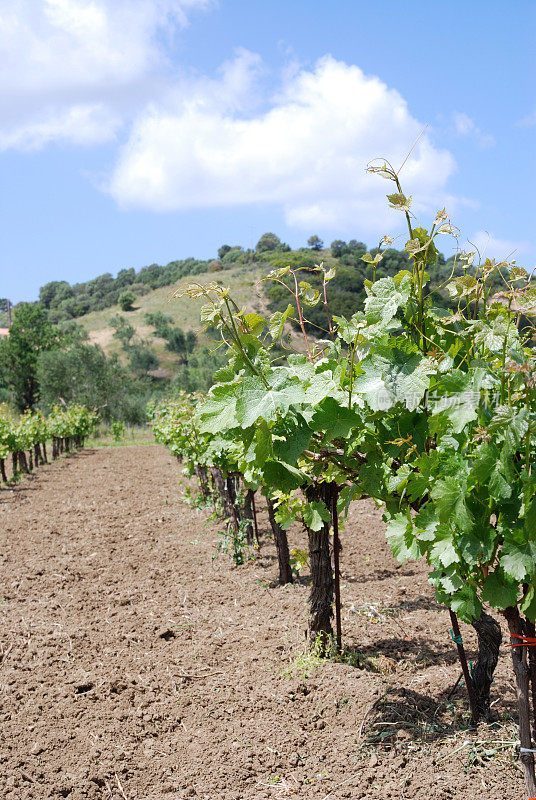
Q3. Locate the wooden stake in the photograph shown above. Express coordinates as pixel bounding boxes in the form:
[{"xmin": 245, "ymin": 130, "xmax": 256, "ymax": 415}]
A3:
[
  {"xmin": 448, "ymin": 609, "xmax": 478, "ymax": 724},
  {"xmin": 524, "ymin": 617, "xmax": 536, "ymax": 740},
  {"xmin": 504, "ymin": 606, "xmax": 536, "ymax": 797},
  {"xmin": 331, "ymin": 486, "xmax": 342, "ymax": 653},
  {"xmin": 251, "ymin": 491, "xmax": 260, "ymax": 547}
]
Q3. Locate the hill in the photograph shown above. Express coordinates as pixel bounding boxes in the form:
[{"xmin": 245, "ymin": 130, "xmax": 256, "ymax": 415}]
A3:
[
  {"xmin": 78, "ymin": 263, "xmax": 268, "ymax": 371},
  {"xmin": 71, "ymin": 241, "xmax": 458, "ymax": 373},
  {"xmin": 0, "ymin": 238, "xmax": 461, "ymax": 423}
]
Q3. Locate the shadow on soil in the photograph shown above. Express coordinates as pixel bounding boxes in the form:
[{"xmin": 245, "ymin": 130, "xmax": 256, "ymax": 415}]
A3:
[
  {"xmin": 343, "ymin": 636, "xmax": 461, "ymax": 670},
  {"xmin": 361, "ymin": 683, "xmax": 518, "ymax": 746}
]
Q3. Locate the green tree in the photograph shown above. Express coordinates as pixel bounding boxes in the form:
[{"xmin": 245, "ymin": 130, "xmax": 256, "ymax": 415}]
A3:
[
  {"xmin": 39, "ymin": 281, "xmax": 72, "ymax": 309},
  {"xmin": 57, "ymin": 320, "xmax": 90, "ymax": 344},
  {"xmin": 164, "ymin": 327, "xmax": 197, "ymax": 363},
  {"xmin": 186, "ymin": 331, "xmax": 196, "ymax": 352},
  {"xmin": 330, "ymin": 240, "xmax": 347, "ymax": 257},
  {"xmin": 172, "ymin": 346, "xmax": 227, "ymax": 393},
  {"xmin": 129, "ymin": 345, "xmax": 159, "ymax": 376},
  {"xmin": 145, "ymin": 312, "xmax": 173, "ymax": 338},
  {"xmin": 307, "ymin": 235, "xmax": 324, "ymax": 251},
  {"xmin": 0, "ymin": 303, "xmax": 61, "ymax": 409},
  {"xmin": 256, "ymin": 232, "xmax": 282, "ymax": 253},
  {"xmin": 165, "ymin": 328, "xmax": 186, "ymax": 355},
  {"xmin": 116, "ymin": 268, "xmax": 136, "ymax": 288},
  {"xmin": 119, "ymin": 291, "xmax": 135, "ymax": 311},
  {"xmin": 218, "ymin": 244, "xmax": 232, "ymax": 259},
  {"xmin": 37, "ymin": 344, "xmax": 127, "ymax": 418},
  {"xmin": 110, "ymin": 315, "xmax": 135, "ymax": 349}
]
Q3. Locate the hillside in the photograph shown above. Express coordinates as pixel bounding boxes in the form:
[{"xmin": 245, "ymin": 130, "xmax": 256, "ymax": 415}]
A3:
[
  {"xmin": 78, "ymin": 263, "xmax": 268, "ymax": 370},
  {"xmin": 0, "ymin": 239, "xmax": 460, "ymax": 422},
  {"xmin": 68, "ymin": 241, "xmax": 432, "ymax": 375}
]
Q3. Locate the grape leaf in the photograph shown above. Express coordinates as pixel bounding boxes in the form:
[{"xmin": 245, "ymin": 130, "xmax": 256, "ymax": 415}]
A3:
[
  {"xmin": 364, "ymin": 275, "xmax": 412, "ymax": 326},
  {"xmin": 303, "ymin": 501, "xmax": 331, "ymax": 532},
  {"xmin": 482, "ymin": 569, "xmax": 519, "ymax": 610},
  {"xmin": 447, "ymin": 586, "xmax": 482, "ymax": 623},
  {"xmin": 430, "ymin": 475, "xmax": 473, "ymax": 532},
  {"xmin": 386, "ymin": 513, "xmax": 420, "ymax": 562},
  {"xmin": 500, "ymin": 538, "xmax": 536, "ymax": 582},
  {"xmin": 262, "ymin": 460, "xmax": 307, "ymax": 492},
  {"xmin": 268, "ymin": 304, "xmax": 294, "ymax": 340},
  {"xmin": 311, "ymin": 398, "xmax": 361, "ymax": 442},
  {"xmin": 521, "ymin": 586, "xmax": 536, "ymax": 623},
  {"xmin": 235, "ymin": 372, "xmax": 306, "ymax": 428}
]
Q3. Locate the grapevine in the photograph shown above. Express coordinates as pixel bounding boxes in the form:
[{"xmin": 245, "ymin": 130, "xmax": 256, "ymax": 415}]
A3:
[
  {"xmin": 0, "ymin": 403, "xmax": 99, "ymax": 483},
  {"xmin": 151, "ymin": 168, "xmax": 536, "ymax": 797}
]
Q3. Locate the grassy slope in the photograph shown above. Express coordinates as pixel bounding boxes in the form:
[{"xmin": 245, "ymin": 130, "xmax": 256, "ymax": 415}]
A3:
[{"xmin": 77, "ymin": 264, "xmax": 267, "ymax": 368}]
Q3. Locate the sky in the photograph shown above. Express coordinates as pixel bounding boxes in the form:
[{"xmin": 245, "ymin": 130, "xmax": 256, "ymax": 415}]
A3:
[{"xmin": 1, "ymin": 0, "xmax": 535, "ymax": 303}]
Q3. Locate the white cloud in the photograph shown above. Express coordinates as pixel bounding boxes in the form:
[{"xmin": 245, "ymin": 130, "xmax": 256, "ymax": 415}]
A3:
[
  {"xmin": 0, "ymin": 104, "xmax": 122, "ymax": 151},
  {"xmin": 0, "ymin": 0, "xmax": 210, "ymax": 149},
  {"xmin": 452, "ymin": 112, "xmax": 495, "ymax": 148},
  {"xmin": 109, "ymin": 54, "xmax": 458, "ymax": 235},
  {"xmin": 469, "ymin": 231, "xmax": 531, "ymax": 262}
]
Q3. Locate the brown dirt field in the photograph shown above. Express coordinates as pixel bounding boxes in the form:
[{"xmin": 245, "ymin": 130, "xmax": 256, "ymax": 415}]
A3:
[{"xmin": 0, "ymin": 445, "xmax": 527, "ymax": 799}]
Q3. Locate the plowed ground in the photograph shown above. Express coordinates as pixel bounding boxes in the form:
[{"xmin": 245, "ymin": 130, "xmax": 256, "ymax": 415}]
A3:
[{"xmin": 0, "ymin": 445, "xmax": 525, "ymax": 799}]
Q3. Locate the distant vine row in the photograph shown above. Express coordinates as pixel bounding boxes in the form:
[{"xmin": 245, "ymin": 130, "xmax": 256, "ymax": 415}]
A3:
[{"xmin": 0, "ymin": 404, "xmax": 99, "ymax": 483}]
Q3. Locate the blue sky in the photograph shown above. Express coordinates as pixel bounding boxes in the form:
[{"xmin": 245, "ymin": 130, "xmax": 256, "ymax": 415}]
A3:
[{"xmin": 1, "ymin": 0, "xmax": 534, "ymax": 303}]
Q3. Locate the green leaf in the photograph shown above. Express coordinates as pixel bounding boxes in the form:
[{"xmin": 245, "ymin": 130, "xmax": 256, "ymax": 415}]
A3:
[
  {"xmin": 521, "ymin": 586, "xmax": 536, "ymax": 622},
  {"xmin": 435, "ymin": 369, "xmax": 471, "ymax": 393},
  {"xmin": 303, "ymin": 500, "xmax": 331, "ymax": 532},
  {"xmin": 386, "ymin": 513, "xmax": 420, "ymax": 562},
  {"xmin": 199, "ymin": 302, "xmax": 222, "ymax": 324},
  {"xmin": 405, "ymin": 238, "xmax": 424, "ymax": 257},
  {"xmin": 488, "ymin": 406, "xmax": 529, "ymax": 452},
  {"xmin": 244, "ymin": 312, "xmax": 267, "ymax": 336},
  {"xmin": 500, "ymin": 538, "xmax": 536, "ymax": 582},
  {"xmin": 431, "ymin": 566, "xmax": 464, "ymax": 594},
  {"xmin": 262, "ymin": 460, "xmax": 307, "ymax": 493},
  {"xmin": 361, "ymin": 252, "xmax": 383, "ymax": 265},
  {"xmin": 254, "ymin": 424, "xmax": 273, "ymax": 465},
  {"xmin": 365, "ymin": 345, "xmax": 435, "ymax": 412},
  {"xmin": 364, "ymin": 275, "xmax": 412, "ymax": 325},
  {"xmin": 447, "ymin": 586, "xmax": 482, "ymax": 623},
  {"xmin": 266, "ymin": 266, "xmax": 290, "ymax": 279},
  {"xmin": 449, "ymin": 275, "xmax": 478, "ymax": 298},
  {"xmin": 197, "ymin": 384, "xmax": 239, "ymax": 433},
  {"xmin": 432, "ymin": 388, "xmax": 480, "ymax": 433},
  {"xmin": 353, "ymin": 360, "xmax": 391, "ymax": 411},
  {"xmin": 470, "ymin": 442, "xmax": 499, "ymax": 485},
  {"xmin": 386, "ymin": 192, "xmax": 412, "ymax": 212},
  {"xmin": 272, "ymin": 419, "xmax": 311, "ymax": 465},
  {"xmin": 298, "ymin": 281, "xmax": 320, "ymax": 307},
  {"xmin": 268, "ymin": 304, "xmax": 294, "ymax": 340},
  {"xmin": 482, "ymin": 569, "xmax": 519, "ymax": 610},
  {"xmin": 488, "ymin": 466, "xmax": 512, "ymax": 500},
  {"xmin": 311, "ymin": 398, "xmax": 361, "ymax": 442},
  {"xmin": 430, "ymin": 475, "xmax": 473, "ymax": 532},
  {"xmin": 474, "ymin": 317, "xmax": 514, "ymax": 353},
  {"xmin": 212, "ymin": 363, "xmax": 238, "ymax": 383},
  {"xmin": 302, "ymin": 371, "xmax": 340, "ymax": 406},
  {"xmin": 429, "ymin": 526, "xmax": 460, "ymax": 567},
  {"xmin": 386, "ymin": 463, "xmax": 412, "ymax": 494},
  {"xmin": 235, "ymin": 371, "xmax": 306, "ymax": 428},
  {"xmin": 413, "ymin": 506, "xmax": 439, "ymax": 542},
  {"xmin": 406, "ymin": 471, "xmax": 429, "ymax": 502},
  {"xmin": 525, "ymin": 498, "xmax": 536, "ymax": 534},
  {"xmin": 412, "ymin": 228, "xmax": 438, "ymax": 264}
]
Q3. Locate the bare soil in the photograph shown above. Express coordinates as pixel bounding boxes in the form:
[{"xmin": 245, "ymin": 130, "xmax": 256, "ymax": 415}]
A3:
[{"xmin": 0, "ymin": 445, "xmax": 526, "ymax": 799}]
